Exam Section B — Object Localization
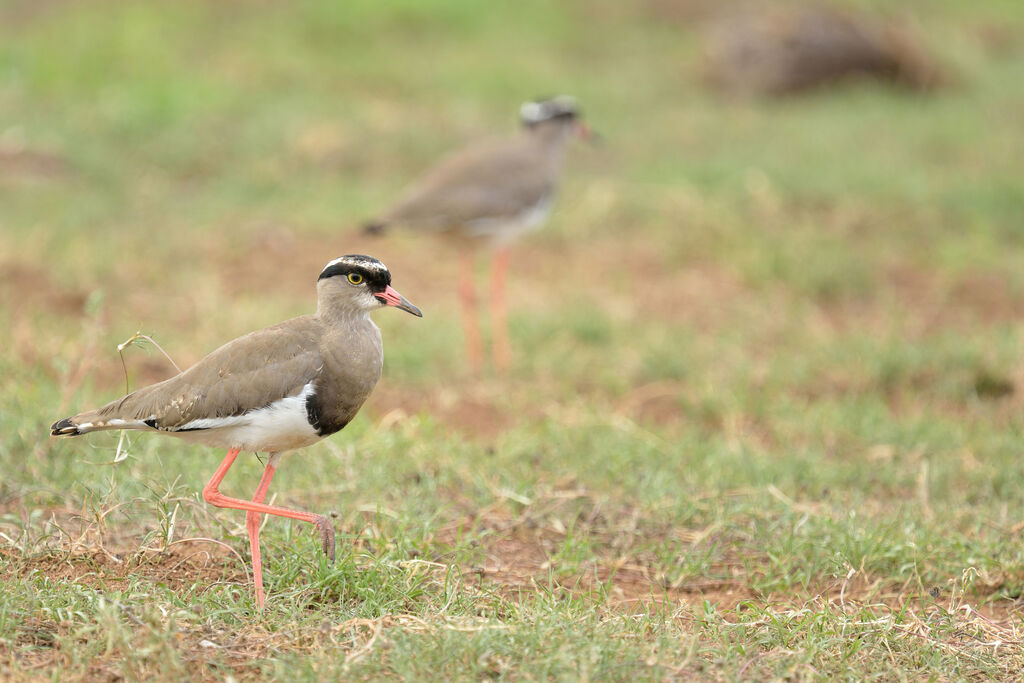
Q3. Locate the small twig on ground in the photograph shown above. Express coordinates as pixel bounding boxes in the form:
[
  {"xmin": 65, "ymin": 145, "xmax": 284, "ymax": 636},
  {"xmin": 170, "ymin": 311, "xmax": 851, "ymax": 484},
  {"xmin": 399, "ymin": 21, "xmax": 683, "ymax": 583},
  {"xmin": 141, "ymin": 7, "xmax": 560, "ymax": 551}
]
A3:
[
  {"xmin": 839, "ymin": 567, "xmax": 856, "ymax": 613},
  {"xmin": 137, "ymin": 537, "xmax": 251, "ymax": 589},
  {"xmin": 117, "ymin": 331, "xmax": 182, "ymax": 387},
  {"xmin": 103, "ymin": 331, "xmax": 183, "ymax": 464},
  {"xmin": 343, "ymin": 618, "xmax": 385, "ymax": 668}
]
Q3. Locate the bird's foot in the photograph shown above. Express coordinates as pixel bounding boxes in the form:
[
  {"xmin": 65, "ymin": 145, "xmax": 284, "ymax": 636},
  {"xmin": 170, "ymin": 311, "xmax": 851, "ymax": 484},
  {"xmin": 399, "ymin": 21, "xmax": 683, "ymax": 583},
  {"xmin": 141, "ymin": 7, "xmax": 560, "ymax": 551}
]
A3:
[{"xmin": 314, "ymin": 515, "xmax": 336, "ymax": 563}]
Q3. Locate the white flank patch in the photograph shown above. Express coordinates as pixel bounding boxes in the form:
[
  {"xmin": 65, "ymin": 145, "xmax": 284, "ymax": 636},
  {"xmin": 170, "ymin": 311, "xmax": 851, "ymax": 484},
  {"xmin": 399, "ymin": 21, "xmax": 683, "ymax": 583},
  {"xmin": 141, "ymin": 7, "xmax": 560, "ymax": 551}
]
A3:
[
  {"xmin": 170, "ymin": 382, "xmax": 321, "ymax": 453},
  {"xmin": 465, "ymin": 195, "xmax": 553, "ymax": 245},
  {"xmin": 520, "ymin": 195, "xmax": 554, "ymax": 228}
]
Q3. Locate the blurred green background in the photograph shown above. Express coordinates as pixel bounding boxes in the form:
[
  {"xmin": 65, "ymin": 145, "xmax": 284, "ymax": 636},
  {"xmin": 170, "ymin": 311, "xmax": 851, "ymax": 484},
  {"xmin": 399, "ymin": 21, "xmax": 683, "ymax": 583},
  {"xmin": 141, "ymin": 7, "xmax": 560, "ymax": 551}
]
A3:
[{"xmin": 2, "ymin": 0, "xmax": 1024, "ymax": 679}]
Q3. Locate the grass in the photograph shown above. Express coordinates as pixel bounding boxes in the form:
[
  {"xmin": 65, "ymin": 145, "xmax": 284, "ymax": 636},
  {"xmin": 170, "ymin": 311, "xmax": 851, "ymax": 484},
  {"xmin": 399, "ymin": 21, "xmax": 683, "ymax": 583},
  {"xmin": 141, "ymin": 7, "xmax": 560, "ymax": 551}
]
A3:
[{"xmin": 2, "ymin": 0, "xmax": 1024, "ymax": 679}]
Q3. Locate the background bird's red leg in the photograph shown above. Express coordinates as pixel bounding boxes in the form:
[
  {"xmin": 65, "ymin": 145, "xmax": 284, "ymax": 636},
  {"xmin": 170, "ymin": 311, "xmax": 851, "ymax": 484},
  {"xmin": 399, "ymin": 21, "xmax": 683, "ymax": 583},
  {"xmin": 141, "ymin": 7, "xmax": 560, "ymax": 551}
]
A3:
[
  {"xmin": 203, "ymin": 449, "xmax": 336, "ymax": 608},
  {"xmin": 458, "ymin": 247, "xmax": 484, "ymax": 371},
  {"xmin": 490, "ymin": 247, "xmax": 511, "ymax": 373},
  {"xmin": 246, "ymin": 461, "xmax": 278, "ymax": 611}
]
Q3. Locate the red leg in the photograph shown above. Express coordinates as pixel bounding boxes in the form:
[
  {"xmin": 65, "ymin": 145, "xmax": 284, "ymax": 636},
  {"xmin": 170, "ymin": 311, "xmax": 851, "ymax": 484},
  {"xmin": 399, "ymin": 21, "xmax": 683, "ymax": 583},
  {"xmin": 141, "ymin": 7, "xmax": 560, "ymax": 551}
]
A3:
[
  {"xmin": 490, "ymin": 247, "xmax": 511, "ymax": 373},
  {"xmin": 203, "ymin": 449, "xmax": 336, "ymax": 609},
  {"xmin": 246, "ymin": 462, "xmax": 278, "ymax": 611},
  {"xmin": 458, "ymin": 247, "xmax": 484, "ymax": 372}
]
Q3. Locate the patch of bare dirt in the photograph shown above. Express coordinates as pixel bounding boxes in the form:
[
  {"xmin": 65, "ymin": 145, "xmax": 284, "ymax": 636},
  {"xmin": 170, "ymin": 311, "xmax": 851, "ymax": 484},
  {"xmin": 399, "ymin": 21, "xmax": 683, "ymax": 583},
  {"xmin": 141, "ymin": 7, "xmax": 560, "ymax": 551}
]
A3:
[
  {"xmin": 458, "ymin": 531, "xmax": 755, "ymax": 611},
  {"xmin": 1, "ymin": 263, "xmax": 89, "ymax": 317},
  {"xmin": 809, "ymin": 262, "xmax": 1024, "ymax": 343},
  {"xmin": 423, "ymin": 492, "xmax": 762, "ymax": 611},
  {"xmin": 0, "ymin": 503, "xmax": 246, "ymax": 593},
  {"xmin": 0, "ymin": 146, "xmax": 73, "ymax": 182},
  {"xmin": 365, "ymin": 382, "xmax": 528, "ymax": 440},
  {"xmin": 1, "ymin": 541, "xmax": 244, "ymax": 593},
  {"xmin": 883, "ymin": 265, "xmax": 1024, "ymax": 330},
  {"xmin": 452, "ymin": 519, "xmax": 1024, "ymax": 620},
  {"xmin": 416, "ymin": 487, "xmax": 1024, "ymax": 620}
]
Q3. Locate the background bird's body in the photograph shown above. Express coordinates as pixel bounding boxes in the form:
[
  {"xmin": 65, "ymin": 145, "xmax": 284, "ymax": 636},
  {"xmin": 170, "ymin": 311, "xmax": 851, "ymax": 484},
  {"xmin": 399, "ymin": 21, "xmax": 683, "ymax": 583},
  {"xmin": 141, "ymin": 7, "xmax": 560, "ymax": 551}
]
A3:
[
  {"xmin": 366, "ymin": 96, "xmax": 587, "ymax": 371},
  {"xmin": 371, "ymin": 128, "xmax": 569, "ymax": 245}
]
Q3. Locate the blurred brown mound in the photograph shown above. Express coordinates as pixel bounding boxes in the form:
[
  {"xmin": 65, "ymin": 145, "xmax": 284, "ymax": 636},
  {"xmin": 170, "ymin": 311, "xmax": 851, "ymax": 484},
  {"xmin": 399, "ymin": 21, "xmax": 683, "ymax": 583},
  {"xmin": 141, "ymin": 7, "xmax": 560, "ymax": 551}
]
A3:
[{"xmin": 701, "ymin": 4, "xmax": 947, "ymax": 96}]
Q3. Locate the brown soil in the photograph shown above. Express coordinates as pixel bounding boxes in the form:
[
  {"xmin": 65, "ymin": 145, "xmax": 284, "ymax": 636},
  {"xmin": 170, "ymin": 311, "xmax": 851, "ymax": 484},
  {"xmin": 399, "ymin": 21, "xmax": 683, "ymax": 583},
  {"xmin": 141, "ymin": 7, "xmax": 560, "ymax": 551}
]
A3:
[
  {"xmin": 1, "ymin": 542, "xmax": 244, "ymax": 594},
  {"xmin": 1, "ymin": 263, "xmax": 89, "ymax": 318},
  {"xmin": 0, "ymin": 146, "xmax": 73, "ymax": 181}
]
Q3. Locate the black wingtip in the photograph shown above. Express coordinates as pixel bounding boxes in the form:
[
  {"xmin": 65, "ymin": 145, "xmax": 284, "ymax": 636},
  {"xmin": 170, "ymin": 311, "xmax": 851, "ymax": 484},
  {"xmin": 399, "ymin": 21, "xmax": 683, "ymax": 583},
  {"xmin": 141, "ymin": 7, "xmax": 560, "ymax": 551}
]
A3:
[
  {"xmin": 362, "ymin": 220, "xmax": 387, "ymax": 236},
  {"xmin": 50, "ymin": 417, "xmax": 79, "ymax": 437}
]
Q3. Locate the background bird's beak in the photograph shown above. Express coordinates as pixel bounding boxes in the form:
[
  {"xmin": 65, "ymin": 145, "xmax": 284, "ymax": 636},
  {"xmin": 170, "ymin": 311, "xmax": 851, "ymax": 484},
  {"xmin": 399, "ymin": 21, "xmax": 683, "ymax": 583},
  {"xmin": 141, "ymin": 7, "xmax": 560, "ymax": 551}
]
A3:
[
  {"xmin": 576, "ymin": 121, "xmax": 601, "ymax": 144},
  {"xmin": 376, "ymin": 285, "xmax": 423, "ymax": 317}
]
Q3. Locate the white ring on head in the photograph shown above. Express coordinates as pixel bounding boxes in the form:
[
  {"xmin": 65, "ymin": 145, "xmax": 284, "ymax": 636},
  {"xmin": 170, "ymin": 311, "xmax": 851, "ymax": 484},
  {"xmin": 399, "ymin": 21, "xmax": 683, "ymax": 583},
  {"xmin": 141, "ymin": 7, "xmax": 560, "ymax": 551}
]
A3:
[
  {"xmin": 322, "ymin": 256, "xmax": 349, "ymax": 271},
  {"xmin": 520, "ymin": 101, "xmax": 544, "ymax": 123}
]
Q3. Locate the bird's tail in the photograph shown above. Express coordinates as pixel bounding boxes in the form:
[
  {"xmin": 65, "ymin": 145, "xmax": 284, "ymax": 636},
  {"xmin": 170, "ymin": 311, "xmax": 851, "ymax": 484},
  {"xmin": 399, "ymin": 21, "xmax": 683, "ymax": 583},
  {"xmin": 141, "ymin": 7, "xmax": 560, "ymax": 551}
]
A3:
[
  {"xmin": 50, "ymin": 409, "xmax": 148, "ymax": 437},
  {"xmin": 362, "ymin": 220, "xmax": 388, "ymax": 236}
]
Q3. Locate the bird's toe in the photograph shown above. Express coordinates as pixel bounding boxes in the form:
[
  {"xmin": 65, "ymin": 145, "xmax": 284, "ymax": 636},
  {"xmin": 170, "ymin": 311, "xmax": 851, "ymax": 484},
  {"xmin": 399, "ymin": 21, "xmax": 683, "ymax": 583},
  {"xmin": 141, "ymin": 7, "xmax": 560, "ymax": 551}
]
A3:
[{"xmin": 315, "ymin": 515, "xmax": 336, "ymax": 563}]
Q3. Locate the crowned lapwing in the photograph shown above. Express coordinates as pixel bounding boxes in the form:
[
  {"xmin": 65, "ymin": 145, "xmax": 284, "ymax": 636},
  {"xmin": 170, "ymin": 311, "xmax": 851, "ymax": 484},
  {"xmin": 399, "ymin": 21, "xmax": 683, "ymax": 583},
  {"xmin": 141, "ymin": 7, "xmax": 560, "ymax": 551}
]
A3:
[
  {"xmin": 51, "ymin": 255, "xmax": 421, "ymax": 610},
  {"xmin": 365, "ymin": 96, "xmax": 590, "ymax": 372}
]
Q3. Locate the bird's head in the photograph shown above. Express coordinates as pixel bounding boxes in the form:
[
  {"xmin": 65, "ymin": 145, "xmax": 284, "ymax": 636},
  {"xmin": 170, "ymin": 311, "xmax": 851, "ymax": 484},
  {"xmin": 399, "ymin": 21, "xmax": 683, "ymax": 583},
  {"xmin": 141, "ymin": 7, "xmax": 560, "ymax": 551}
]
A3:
[
  {"xmin": 519, "ymin": 95, "xmax": 593, "ymax": 141},
  {"xmin": 317, "ymin": 255, "xmax": 422, "ymax": 318}
]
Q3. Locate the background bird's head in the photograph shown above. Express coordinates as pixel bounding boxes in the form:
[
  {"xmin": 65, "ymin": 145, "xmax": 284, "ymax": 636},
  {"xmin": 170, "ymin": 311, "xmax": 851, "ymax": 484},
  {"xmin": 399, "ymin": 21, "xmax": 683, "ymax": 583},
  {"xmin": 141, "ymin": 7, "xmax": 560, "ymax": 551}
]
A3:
[{"xmin": 519, "ymin": 95, "xmax": 593, "ymax": 141}]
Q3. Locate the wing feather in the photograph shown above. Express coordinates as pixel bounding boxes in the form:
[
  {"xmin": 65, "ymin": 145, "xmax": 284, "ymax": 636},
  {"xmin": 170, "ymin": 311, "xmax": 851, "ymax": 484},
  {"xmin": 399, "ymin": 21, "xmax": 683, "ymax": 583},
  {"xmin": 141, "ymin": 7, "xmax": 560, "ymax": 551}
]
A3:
[
  {"xmin": 95, "ymin": 317, "xmax": 324, "ymax": 431},
  {"xmin": 384, "ymin": 138, "xmax": 553, "ymax": 230}
]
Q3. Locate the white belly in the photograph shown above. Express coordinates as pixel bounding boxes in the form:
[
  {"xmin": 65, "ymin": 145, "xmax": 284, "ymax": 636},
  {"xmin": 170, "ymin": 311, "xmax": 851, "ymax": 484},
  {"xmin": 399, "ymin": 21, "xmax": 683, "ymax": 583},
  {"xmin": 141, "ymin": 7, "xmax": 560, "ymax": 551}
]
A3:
[
  {"xmin": 169, "ymin": 383, "xmax": 322, "ymax": 453},
  {"xmin": 464, "ymin": 195, "xmax": 554, "ymax": 245}
]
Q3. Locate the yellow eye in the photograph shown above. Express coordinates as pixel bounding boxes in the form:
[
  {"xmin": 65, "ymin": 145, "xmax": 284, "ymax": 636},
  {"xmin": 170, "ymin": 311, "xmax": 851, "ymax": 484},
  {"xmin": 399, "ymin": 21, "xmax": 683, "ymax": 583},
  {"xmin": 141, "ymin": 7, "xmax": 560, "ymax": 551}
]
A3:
[{"xmin": 347, "ymin": 273, "xmax": 364, "ymax": 285}]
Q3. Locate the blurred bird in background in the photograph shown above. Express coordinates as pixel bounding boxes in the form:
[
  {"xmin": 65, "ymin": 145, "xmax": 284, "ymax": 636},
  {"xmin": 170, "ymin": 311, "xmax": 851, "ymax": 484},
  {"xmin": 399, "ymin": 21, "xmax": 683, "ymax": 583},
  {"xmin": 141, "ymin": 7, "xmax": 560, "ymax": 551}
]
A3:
[
  {"xmin": 365, "ymin": 96, "xmax": 592, "ymax": 373},
  {"xmin": 701, "ymin": 4, "xmax": 945, "ymax": 97}
]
